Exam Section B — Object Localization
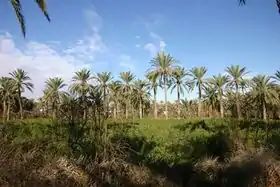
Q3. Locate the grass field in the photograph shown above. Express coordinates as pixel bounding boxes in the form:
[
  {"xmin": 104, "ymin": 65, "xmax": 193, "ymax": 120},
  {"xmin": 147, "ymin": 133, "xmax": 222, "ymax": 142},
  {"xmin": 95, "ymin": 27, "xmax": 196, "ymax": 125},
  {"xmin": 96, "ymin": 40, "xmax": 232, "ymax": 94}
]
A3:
[{"xmin": 1, "ymin": 118, "xmax": 280, "ymax": 186}]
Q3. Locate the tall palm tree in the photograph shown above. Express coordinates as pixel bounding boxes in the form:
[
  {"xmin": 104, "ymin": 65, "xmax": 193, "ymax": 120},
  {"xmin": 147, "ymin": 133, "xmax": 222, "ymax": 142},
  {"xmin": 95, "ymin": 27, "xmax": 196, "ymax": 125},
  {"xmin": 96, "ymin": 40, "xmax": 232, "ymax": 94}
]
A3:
[
  {"xmin": 10, "ymin": 0, "xmax": 51, "ymax": 37},
  {"xmin": 109, "ymin": 81, "xmax": 121, "ymax": 119},
  {"xmin": 170, "ymin": 67, "xmax": 190, "ymax": 118},
  {"xmin": 225, "ymin": 65, "xmax": 248, "ymax": 119},
  {"xmin": 208, "ymin": 74, "xmax": 229, "ymax": 118},
  {"xmin": 9, "ymin": 69, "xmax": 33, "ymax": 119},
  {"xmin": 189, "ymin": 67, "xmax": 208, "ymax": 117},
  {"xmin": 146, "ymin": 71, "xmax": 159, "ymax": 119},
  {"xmin": 148, "ymin": 51, "xmax": 177, "ymax": 119},
  {"xmin": 120, "ymin": 71, "xmax": 135, "ymax": 119},
  {"xmin": 44, "ymin": 77, "xmax": 67, "ymax": 119},
  {"xmin": 251, "ymin": 75, "xmax": 278, "ymax": 120},
  {"xmin": 0, "ymin": 77, "xmax": 15, "ymax": 121},
  {"xmin": 94, "ymin": 72, "xmax": 113, "ymax": 118},
  {"xmin": 133, "ymin": 79, "xmax": 149, "ymax": 119},
  {"xmin": 69, "ymin": 68, "xmax": 93, "ymax": 119},
  {"xmin": 203, "ymin": 85, "xmax": 218, "ymax": 117}
]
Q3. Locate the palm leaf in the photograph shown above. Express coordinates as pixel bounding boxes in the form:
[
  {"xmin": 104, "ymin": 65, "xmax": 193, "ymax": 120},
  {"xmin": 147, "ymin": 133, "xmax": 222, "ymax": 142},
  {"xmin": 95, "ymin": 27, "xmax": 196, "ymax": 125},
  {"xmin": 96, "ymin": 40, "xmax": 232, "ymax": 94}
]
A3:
[
  {"xmin": 35, "ymin": 0, "xmax": 51, "ymax": 21},
  {"xmin": 10, "ymin": 0, "xmax": 25, "ymax": 37}
]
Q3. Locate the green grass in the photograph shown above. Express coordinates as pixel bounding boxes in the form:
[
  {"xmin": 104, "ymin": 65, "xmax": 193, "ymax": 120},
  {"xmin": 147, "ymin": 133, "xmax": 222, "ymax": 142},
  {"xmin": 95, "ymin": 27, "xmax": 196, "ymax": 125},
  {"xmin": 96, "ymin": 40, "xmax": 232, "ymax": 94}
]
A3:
[{"xmin": 1, "ymin": 117, "xmax": 280, "ymax": 186}]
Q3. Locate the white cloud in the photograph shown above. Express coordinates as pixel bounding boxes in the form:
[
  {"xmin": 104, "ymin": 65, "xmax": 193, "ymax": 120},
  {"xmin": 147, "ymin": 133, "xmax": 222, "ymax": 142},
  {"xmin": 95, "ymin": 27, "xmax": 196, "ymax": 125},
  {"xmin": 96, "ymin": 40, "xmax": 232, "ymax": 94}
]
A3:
[
  {"xmin": 144, "ymin": 43, "xmax": 157, "ymax": 56},
  {"xmin": 0, "ymin": 34, "xmax": 90, "ymax": 99},
  {"xmin": 159, "ymin": 40, "xmax": 166, "ymax": 50},
  {"xmin": 135, "ymin": 44, "xmax": 141, "ymax": 48},
  {"xmin": 118, "ymin": 54, "xmax": 135, "ymax": 70},
  {"xmin": 0, "ymin": 9, "xmax": 107, "ymax": 99},
  {"xmin": 136, "ymin": 35, "xmax": 140, "ymax": 39}
]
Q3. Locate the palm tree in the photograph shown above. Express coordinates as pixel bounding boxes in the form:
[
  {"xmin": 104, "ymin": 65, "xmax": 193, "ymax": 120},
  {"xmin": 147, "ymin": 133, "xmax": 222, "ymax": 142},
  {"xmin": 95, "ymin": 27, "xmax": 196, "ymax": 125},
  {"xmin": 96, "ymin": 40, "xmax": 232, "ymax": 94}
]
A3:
[
  {"xmin": 109, "ymin": 81, "xmax": 121, "ymax": 119},
  {"xmin": 9, "ymin": 69, "xmax": 33, "ymax": 119},
  {"xmin": 189, "ymin": 67, "xmax": 208, "ymax": 117},
  {"xmin": 0, "ymin": 77, "xmax": 15, "ymax": 121},
  {"xmin": 170, "ymin": 67, "xmax": 190, "ymax": 118},
  {"xmin": 119, "ymin": 71, "xmax": 135, "ymax": 119},
  {"xmin": 203, "ymin": 85, "xmax": 218, "ymax": 117},
  {"xmin": 10, "ymin": 0, "xmax": 51, "ymax": 37},
  {"xmin": 133, "ymin": 79, "xmax": 149, "ymax": 119},
  {"xmin": 146, "ymin": 72, "xmax": 159, "ymax": 119},
  {"xmin": 69, "ymin": 68, "xmax": 93, "ymax": 119},
  {"xmin": 208, "ymin": 74, "xmax": 229, "ymax": 118},
  {"xmin": 225, "ymin": 65, "xmax": 248, "ymax": 119},
  {"xmin": 94, "ymin": 72, "xmax": 113, "ymax": 118},
  {"xmin": 44, "ymin": 77, "xmax": 67, "ymax": 119},
  {"xmin": 251, "ymin": 75, "xmax": 278, "ymax": 120},
  {"xmin": 148, "ymin": 51, "xmax": 177, "ymax": 119},
  {"xmin": 239, "ymin": 0, "xmax": 280, "ymax": 13},
  {"xmin": 273, "ymin": 70, "xmax": 280, "ymax": 82}
]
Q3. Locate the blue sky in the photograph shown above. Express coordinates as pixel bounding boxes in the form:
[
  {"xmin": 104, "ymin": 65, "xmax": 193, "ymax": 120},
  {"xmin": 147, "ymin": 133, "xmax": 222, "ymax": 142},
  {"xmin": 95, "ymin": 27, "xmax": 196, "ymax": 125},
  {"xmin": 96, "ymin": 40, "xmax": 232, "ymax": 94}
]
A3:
[{"xmin": 0, "ymin": 0, "xmax": 279, "ymax": 100}]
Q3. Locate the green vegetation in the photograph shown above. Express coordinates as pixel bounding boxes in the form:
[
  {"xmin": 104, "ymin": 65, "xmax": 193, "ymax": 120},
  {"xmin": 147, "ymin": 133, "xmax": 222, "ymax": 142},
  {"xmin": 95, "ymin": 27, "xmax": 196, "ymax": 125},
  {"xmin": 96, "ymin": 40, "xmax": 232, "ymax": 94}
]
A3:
[{"xmin": 0, "ymin": 52, "xmax": 280, "ymax": 186}]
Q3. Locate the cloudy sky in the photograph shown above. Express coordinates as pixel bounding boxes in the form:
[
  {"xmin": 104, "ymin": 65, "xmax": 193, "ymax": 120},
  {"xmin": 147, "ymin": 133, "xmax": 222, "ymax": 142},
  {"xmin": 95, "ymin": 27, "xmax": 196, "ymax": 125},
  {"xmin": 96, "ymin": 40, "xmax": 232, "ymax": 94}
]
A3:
[{"xmin": 0, "ymin": 0, "xmax": 279, "ymax": 100}]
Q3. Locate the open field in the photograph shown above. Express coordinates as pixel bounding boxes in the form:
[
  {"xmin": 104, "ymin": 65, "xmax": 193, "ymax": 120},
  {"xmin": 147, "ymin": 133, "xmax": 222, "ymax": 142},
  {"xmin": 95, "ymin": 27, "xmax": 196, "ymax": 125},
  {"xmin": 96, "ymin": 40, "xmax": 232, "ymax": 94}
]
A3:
[{"xmin": 1, "ymin": 118, "xmax": 280, "ymax": 186}]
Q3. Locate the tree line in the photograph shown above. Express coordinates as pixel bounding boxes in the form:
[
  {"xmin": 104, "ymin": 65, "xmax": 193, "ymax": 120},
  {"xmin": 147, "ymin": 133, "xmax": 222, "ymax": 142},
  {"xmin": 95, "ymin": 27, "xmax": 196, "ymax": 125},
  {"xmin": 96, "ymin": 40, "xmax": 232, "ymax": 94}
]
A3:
[{"xmin": 0, "ymin": 51, "xmax": 280, "ymax": 121}]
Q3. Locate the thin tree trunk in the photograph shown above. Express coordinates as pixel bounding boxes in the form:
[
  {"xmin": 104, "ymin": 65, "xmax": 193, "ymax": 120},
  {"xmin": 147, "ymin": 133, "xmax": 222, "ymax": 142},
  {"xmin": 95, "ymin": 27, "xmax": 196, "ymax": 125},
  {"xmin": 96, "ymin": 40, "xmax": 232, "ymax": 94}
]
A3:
[
  {"xmin": 220, "ymin": 94, "xmax": 224, "ymax": 118},
  {"xmin": 139, "ymin": 99, "xmax": 142, "ymax": 119},
  {"xmin": 263, "ymin": 100, "xmax": 267, "ymax": 120},
  {"xmin": 52, "ymin": 103, "xmax": 56, "ymax": 120},
  {"xmin": 164, "ymin": 78, "xmax": 168, "ymax": 119},
  {"xmin": 116, "ymin": 102, "xmax": 119, "ymax": 119},
  {"xmin": 2, "ymin": 101, "xmax": 6, "ymax": 122},
  {"xmin": 153, "ymin": 88, "xmax": 157, "ymax": 119},
  {"xmin": 126, "ymin": 99, "xmax": 129, "ymax": 119},
  {"xmin": 236, "ymin": 84, "xmax": 241, "ymax": 119},
  {"xmin": 198, "ymin": 85, "xmax": 202, "ymax": 117},
  {"xmin": 18, "ymin": 90, "xmax": 23, "ymax": 119},
  {"xmin": 113, "ymin": 102, "xmax": 117, "ymax": 120},
  {"xmin": 177, "ymin": 85, "xmax": 181, "ymax": 119},
  {"xmin": 7, "ymin": 97, "xmax": 10, "ymax": 121}
]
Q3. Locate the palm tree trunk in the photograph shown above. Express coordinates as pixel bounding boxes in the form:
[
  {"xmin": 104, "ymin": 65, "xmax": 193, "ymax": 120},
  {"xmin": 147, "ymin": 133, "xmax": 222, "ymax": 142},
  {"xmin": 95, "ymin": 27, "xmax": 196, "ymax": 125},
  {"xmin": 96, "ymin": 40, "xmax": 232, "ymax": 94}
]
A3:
[
  {"xmin": 219, "ymin": 95, "xmax": 224, "ymax": 118},
  {"xmin": 103, "ymin": 87, "xmax": 107, "ymax": 118},
  {"xmin": 235, "ymin": 84, "xmax": 241, "ymax": 119},
  {"xmin": 153, "ymin": 88, "xmax": 157, "ymax": 119},
  {"xmin": 198, "ymin": 85, "xmax": 202, "ymax": 117},
  {"xmin": 126, "ymin": 99, "xmax": 129, "ymax": 119},
  {"xmin": 18, "ymin": 90, "xmax": 23, "ymax": 119},
  {"xmin": 263, "ymin": 100, "xmax": 267, "ymax": 120},
  {"xmin": 7, "ymin": 97, "xmax": 10, "ymax": 121},
  {"xmin": 164, "ymin": 78, "xmax": 168, "ymax": 119},
  {"xmin": 139, "ymin": 98, "xmax": 142, "ymax": 119},
  {"xmin": 177, "ymin": 85, "xmax": 181, "ymax": 119},
  {"xmin": 113, "ymin": 101, "xmax": 117, "ymax": 120},
  {"xmin": 2, "ymin": 100, "xmax": 6, "ymax": 122}
]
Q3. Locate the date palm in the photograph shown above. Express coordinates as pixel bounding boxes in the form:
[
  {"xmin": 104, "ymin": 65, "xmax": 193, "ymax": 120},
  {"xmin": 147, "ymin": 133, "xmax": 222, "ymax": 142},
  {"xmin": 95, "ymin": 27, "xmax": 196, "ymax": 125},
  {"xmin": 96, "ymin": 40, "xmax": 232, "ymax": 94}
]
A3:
[
  {"xmin": 189, "ymin": 67, "xmax": 208, "ymax": 117},
  {"xmin": 225, "ymin": 65, "xmax": 248, "ymax": 119},
  {"xmin": 9, "ymin": 69, "xmax": 33, "ymax": 119},
  {"xmin": 0, "ymin": 77, "xmax": 15, "ymax": 121},
  {"xmin": 273, "ymin": 70, "xmax": 280, "ymax": 83},
  {"xmin": 44, "ymin": 77, "xmax": 67, "ymax": 119},
  {"xmin": 109, "ymin": 81, "xmax": 121, "ymax": 119},
  {"xmin": 69, "ymin": 68, "xmax": 93, "ymax": 119},
  {"xmin": 10, "ymin": 0, "xmax": 51, "ymax": 37},
  {"xmin": 146, "ymin": 71, "xmax": 159, "ymax": 119},
  {"xmin": 208, "ymin": 74, "xmax": 229, "ymax": 118},
  {"xmin": 94, "ymin": 72, "xmax": 113, "ymax": 118},
  {"xmin": 133, "ymin": 79, "xmax": 149, "ymax": 119},
  {"xmin": 203, "ymin": 85, "xmax": 218, "ymax": 117},
  {"xmin": 251, "ymin": 75, "xmax": 278, "ymax": 120},
  {"xmin": 148, "ymin": 51, "xmax": 177, "ymax": 119},
  {"xmin": 170, "ymin": 67, "xmax": 190, "ymax": 118},
  {"xmin": 120, "ymin": 71, "xmax": 135, "ymax": 119}
]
